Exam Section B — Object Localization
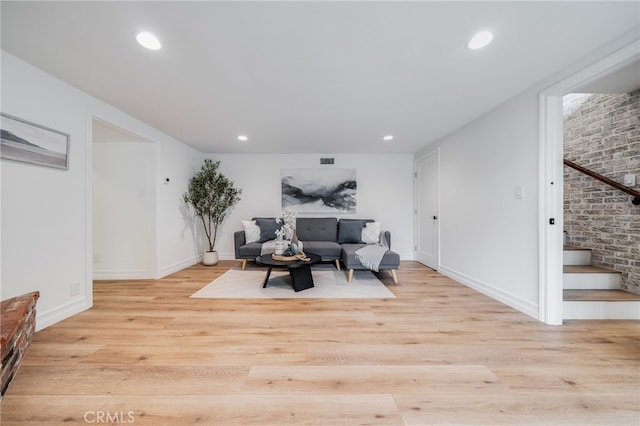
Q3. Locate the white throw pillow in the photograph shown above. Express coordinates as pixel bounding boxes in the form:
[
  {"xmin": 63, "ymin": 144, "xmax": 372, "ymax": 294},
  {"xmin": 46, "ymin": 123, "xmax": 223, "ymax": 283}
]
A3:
[
  {"xmin": 242, "ymin": 220, "xmax": 260, "ymax": 244},
  {"xmin": 361, "ymin": 222, "xmax": 381, "ymax": 244}
]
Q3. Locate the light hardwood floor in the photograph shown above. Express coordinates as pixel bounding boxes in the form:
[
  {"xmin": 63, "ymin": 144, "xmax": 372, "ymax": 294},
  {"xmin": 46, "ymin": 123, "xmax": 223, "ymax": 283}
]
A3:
[{"xmin": 1, "ymin": 261, "xmax": 639, "ymax": 425}]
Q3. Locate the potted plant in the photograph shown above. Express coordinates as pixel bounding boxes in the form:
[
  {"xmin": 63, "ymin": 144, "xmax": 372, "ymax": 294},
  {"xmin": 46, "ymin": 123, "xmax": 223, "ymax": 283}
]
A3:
[{"xmin": 183, "ymin": 159, "xmax": 241, "ymax": 265}]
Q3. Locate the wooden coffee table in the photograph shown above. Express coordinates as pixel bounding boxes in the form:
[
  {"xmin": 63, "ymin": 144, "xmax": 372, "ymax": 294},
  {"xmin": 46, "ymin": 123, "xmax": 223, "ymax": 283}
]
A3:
[{"xmin": 255, "ymin": 253, "xmax": 321, "ymax": 292}]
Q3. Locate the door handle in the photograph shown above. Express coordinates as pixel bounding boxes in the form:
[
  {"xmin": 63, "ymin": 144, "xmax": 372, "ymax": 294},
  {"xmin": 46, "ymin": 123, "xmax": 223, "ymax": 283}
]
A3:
[{"xmin": 433, "ymin": 216, "xmax": 438, "ymax": 220}]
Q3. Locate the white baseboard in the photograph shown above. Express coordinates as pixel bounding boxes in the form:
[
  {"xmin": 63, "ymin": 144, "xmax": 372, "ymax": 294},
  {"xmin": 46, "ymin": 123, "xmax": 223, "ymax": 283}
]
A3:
[
  {"xmin": 36, "ymin": 296, "xmax": 92, "ymax": 331},
  {"xmin": 158, "ymin": 256, "xmax": 199, "ymax": 278},
  {"xmin": 93, "ymin": 269, "xmax": 149, "ymax": 280},
  {"xmin": 439, "ymin": 265, "xmax": 539, "ymax": 320}
]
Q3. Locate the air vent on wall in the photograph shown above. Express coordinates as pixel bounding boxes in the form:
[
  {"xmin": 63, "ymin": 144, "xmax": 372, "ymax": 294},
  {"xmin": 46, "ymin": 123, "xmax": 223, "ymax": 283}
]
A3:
[{"xmin": 320, "ymin": 157, "xmax": 334, "ymax": 165}]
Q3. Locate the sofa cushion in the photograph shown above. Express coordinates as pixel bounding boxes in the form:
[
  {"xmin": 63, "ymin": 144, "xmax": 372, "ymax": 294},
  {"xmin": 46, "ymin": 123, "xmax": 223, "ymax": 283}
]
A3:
[
  {"xmin": 340, "ymin": 243, "xmax": 400, "ymax": 270},
  {"xmin": 361, "ymin": 222, "xmax": 381, "ymax": 244},
  {"xmin": 241, "ymin": 220, "xmax": 260, "ymax": 244},
  {"xmin": 255, "ymin": 218, "xmax": 282, "ymax": 243},
  {"xmin": 338, "ymin": 220, "xmax": 365, "ymax": 243},
  {"xmin": 296, "ymin": 217, "xmax": 337, "ymax": 241},
  {"xmin": 300, "ymin": 241, "xmax": 342, "ymax": 259}
]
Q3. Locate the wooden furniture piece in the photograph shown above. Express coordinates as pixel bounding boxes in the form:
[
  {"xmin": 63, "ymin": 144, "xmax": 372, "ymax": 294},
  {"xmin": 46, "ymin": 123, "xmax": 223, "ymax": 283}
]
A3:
[{"xmin": 255, "ymin": 253, "xmax": 321, "ymax": 292}]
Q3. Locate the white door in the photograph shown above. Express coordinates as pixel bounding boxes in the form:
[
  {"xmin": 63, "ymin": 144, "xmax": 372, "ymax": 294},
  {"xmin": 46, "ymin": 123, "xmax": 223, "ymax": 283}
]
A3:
[{"xmin": 415, "ymin": 149, "xmax": 439, "ymax": 270}]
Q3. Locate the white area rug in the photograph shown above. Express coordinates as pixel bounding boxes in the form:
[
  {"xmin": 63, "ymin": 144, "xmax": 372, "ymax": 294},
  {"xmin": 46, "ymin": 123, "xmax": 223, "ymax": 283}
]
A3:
[{"xmin": 191, "ymin": 264, "xmax": 395, "ymax": 299}]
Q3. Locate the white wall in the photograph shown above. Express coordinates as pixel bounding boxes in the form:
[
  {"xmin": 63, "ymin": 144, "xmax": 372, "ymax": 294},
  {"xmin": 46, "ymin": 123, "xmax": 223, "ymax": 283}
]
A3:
[
  {"xmin": 1, "ymin": 51, "xmax": 202, "ymax": 329},
  {"xmin": 155, "ymin": 136, "xmax": 202, "ymax": 276},
  {"xmin": 2, "ymin": 51, "xmax": 92, "ymax": 329},
  {"xmin": 206, "ymin": 154, "xmax": 415, "ymax": 261},
  {"xmin": 425, "ymin": 90, "xmax": 540, "ymax": 318},
  {"xmin": 416, "ymin": 33, "xmax": 640, "ymax": 321},
  {"xmin": 93, "ymin": 142, "xmax": 155, "ymax": 279}
]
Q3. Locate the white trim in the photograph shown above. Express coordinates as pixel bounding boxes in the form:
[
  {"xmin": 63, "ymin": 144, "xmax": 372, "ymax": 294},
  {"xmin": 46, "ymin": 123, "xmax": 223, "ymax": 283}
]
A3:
[
  {"xmin": 539, "ymin": 39, "xmax": 640, "ymax": 325},
  {"xmin": 36, "ymin": 297, "xmax": 91, "ymax": 332},
  {"xmin": 159, "ymin": 256, "xmax": 199, "ymax": 278},
  {"xmin": 544, "ymin": 40, "xmax": 640, "ymax": 95},
  {"xmin": 85, "ymin": 107, "xmax": 95, "ymax": 321},
  {"xmin": 93, "ymin": 269, "xmax": 150, "ymax": 280},
  {"xmin": 538, "ymin": 93, "xmax": 564, "ymax": 325},
  {"xmin": 88, "ymin": 111, "xmax": 158, "ymax": 281},
  {"xmin": 439, "ymin": 265, "xmax": 538, "ymax": 320}
]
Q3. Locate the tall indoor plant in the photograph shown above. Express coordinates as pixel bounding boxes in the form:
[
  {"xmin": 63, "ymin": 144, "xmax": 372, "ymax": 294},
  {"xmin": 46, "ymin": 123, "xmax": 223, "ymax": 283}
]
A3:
[{"xmin": 183, "ymin": 159, "xmax": 241, "ymax": 265}]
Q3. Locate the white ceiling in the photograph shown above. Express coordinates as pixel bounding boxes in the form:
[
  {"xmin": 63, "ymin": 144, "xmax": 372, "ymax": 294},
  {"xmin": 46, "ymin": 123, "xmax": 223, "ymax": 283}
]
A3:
[{"xmin": 2, "ymin": 1, "xmax": 639, "ymax": 154}]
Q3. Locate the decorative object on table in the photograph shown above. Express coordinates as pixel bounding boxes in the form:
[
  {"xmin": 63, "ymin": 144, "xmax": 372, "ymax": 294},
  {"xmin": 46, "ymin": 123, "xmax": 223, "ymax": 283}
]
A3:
[
  {"xmin": 271, "ymin": 252, "xmax": 310, "ymax": 262},
  {"xmin": 281, "ymin": 168, "xmax": 356, "ymax": 213},
  {"xmin": 282, "ymin": 207, "xmax": 296, "ymax": 239},
  {"xmin": 271, "ymin": 237, "xmax": 309, "ymax": 261},
  {"xmin": 183, "ymin": 159, "xmax": 241, "ymax": 265},
  {"xmin": 274, "ymin": 227, "xmax": 286, "ymax": 255},
  {"xmin": 1, "ymin": 112, "xmax": 70, "ymax": 170}
]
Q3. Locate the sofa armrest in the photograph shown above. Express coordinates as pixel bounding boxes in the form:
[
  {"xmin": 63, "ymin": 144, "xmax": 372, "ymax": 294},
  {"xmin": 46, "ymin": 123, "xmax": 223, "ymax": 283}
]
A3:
[
  {"xmin": 233, "ymin": 230, "xmax": 246, "ymax": 259},
  {"xmin": 382, "ymin": 230, "xmax": 391, "ymax": 249}
]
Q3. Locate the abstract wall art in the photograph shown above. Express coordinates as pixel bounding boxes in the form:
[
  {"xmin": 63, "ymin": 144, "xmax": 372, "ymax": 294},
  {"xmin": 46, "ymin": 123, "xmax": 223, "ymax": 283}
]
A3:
[
  {"xmin": 1, "ymin": 113, "xmax": 70, "ymax": 170},
  {"xmin": 282, "ymin": 168, "xmax": 356, "ymax": 213}
]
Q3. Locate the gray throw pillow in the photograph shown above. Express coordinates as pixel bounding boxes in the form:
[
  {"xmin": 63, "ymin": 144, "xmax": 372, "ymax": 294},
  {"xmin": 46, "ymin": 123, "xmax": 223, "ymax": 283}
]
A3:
[
  {"xmin": 338, "ymin": 220, "xmax": 365, "ymax": 243},
  {"xmin": 256, "ymin": 218, "xmax": 282, "ymax": 243}
]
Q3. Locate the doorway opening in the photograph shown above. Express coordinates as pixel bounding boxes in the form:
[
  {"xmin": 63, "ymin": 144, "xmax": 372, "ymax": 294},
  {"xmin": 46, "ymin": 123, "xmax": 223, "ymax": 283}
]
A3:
[
  {"xmin": 539, "ymin": 41, "xmax": 640, "ymax": 324},
  {"xmin": 91, "ymin": 118, "xmax": 156, "ymax": 280}
]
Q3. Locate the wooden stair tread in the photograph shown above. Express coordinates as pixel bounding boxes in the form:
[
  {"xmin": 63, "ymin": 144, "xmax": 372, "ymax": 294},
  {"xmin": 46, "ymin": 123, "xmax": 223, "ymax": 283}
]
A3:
[
  {"xmin": 563, "ymin": 245, "xmax": 591, "ymax": 251},
  {"xmin": 564, "ymin": 289, "xmax": 640, "ymax": 302},
  {"xmin": 563, "ymin": 265, "xmax": 621, "ymax": 274}
]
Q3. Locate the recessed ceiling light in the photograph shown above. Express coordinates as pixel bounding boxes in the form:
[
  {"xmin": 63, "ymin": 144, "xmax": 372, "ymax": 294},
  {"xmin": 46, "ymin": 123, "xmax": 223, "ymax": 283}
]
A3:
[
  {"xmin": 467, "ymin": 30, "xmax": 494, "ymax": 50},
  {"xmin": 136, "ymin": 32, "xmax": 161, "ymax": 50},
  {"xmin": 237, "ymin": 135, "xmax": 248, "ymax": 142},
  {"xmin": 383, "ymin": 135, "xmax": 394, "ymax": 141}
]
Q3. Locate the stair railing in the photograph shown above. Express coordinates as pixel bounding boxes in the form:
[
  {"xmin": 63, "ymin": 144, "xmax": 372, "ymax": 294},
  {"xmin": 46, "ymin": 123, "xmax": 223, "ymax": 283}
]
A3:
[{"xmin": 564, "ymin": 159, "xmax": 640, "ymax": 205}]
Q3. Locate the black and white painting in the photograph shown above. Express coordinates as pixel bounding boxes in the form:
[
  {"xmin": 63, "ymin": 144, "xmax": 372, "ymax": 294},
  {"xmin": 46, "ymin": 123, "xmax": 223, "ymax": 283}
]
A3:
[
  {"xmin": 282, "ymin": 168, "xmax": 356, "ymax": 213},
  {"xmin": 1, "ymin": 113, "xmax": 70, "ymax": 170}
]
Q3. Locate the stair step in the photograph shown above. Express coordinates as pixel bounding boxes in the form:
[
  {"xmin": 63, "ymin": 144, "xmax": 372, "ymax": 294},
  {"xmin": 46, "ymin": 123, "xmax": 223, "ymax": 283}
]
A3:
[
  {"xmin": 563, "ymin": 245, "xmax": 592, "ymax": 266},
  {"xmin": 563, "ymin": 290, "xmax": 640, "ymax": 320},
  {"xmin": 563, "ymin": 265, "xmax": 621, "ymax": 289},
  {"xmin": 563, "ymin": 289, "xmax": 640, "ymax": 301}
]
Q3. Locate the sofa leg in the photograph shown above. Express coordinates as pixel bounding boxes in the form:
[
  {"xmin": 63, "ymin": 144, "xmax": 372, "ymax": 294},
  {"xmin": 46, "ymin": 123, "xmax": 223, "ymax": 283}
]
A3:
[
  {"xmin": 241, "ymin": 259, "xmax": 247, "ymax": 271},
  {"xmin": 335, "ymin": 259, "xmax": 341, "ymax": 271},
  {"xmin": 347, "ymin": 269, "xmax": 354, "ymax": 283},
  {"xmin": 390, "ymin": 269, "xmax": 398, "ymax": 284}
]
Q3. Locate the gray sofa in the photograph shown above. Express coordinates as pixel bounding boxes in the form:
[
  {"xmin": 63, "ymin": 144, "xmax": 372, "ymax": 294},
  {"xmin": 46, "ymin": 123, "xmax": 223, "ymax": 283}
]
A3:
[{"xmin": 234, "ymin": 217, "xmax": 400, "ymax": 283}]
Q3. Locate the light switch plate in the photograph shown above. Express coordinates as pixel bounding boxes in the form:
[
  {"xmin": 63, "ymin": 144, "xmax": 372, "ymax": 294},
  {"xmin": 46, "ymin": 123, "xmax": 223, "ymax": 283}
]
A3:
[
  {"xmin": 515, "ymin": 186, "xmax": 525, "ymax": 199},
  {"xmin": 623, "ymin": 174, "xmax": 636, "ymax": 187}
]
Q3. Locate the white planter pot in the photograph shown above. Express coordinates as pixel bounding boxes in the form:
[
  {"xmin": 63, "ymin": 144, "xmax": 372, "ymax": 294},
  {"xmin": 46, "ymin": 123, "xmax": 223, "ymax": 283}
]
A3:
[{"xmin": 202, "ymin": 251, "xmax": 218, "ymax": 266}]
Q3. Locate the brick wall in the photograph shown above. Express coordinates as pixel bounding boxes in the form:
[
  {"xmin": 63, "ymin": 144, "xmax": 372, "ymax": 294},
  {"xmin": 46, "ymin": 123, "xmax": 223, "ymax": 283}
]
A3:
[
  {"xmin": 563, "ymin": 91, "xmax": 640, "ymax": 294},
  {"xmin": 1, "ymin": 292, "xmax": 40, "ymax": 397}
]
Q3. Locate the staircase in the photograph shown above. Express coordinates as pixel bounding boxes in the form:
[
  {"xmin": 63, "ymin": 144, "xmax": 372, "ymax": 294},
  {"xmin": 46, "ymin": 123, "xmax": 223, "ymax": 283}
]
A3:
[{"xmin": 563, "ymin": 246, "xmax": 640, "ymax": 320}]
